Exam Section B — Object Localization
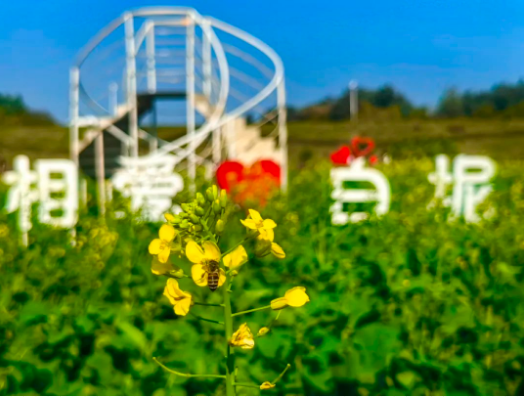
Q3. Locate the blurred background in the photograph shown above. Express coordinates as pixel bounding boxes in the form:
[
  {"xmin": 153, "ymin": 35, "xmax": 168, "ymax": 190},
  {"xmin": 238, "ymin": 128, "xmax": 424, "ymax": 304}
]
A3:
[{"xmin": 2, "ymin": 1, "xmax": 524, "ymax": 396}]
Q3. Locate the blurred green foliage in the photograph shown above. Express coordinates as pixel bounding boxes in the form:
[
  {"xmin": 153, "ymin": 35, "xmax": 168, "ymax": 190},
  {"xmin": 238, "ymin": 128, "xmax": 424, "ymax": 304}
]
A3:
[{"xmin": 1, "ymin": 159, "xmax": 524, "ymax": 395}]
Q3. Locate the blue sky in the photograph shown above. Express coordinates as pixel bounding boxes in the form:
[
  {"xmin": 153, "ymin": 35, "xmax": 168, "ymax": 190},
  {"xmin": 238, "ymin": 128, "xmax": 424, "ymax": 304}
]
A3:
[{"xmin": 0, "ymin": 0, "xmax": 523, "ymax": 123}]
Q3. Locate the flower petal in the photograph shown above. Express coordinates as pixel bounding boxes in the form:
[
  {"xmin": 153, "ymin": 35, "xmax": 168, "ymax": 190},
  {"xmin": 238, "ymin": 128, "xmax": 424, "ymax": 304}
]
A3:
[
  {"xmin": 148, "ymin": 239, "xmax": 162, "ymax": 255},
  {"xmin": 174, "ymin": 295, "xmax": 192, "ymax": 316},
  {"xmin": 159, "ymin": 224, "xmax": 176, "ymax": 242},
  {"xmin": 163, "ymin": 279, "xmax": 180, "ymax": 305},
  {"xmin": 284, "ymin": 286, "xmax": 310, "ymax": 307},
  {"xmin": 248, "ymin": 209, "xmax": 263, "ymax": 222},
  {"xmin": 223, "ymin": 245, "xmax": 248, "ymax": 269},
  {"xmin": 271, "ymin": 242, "xmax": 286, "ymax": 259},
  {"xmin": 259, "ymin": 228, "xmax": 274, "ymax": 241},
  {"xmin": 151, "ymin": 258, "xmax": 174, "ymax": 275},
  {"xmin": 262, "ymin": 219, "xmax": 277, "ymax": 229},
  {"xmin": 218, "ymin": 269, "xmax": 226, "ymax": 287},
  {"xmin": 191, "ymin": 264, "xmax": 208, "ymax": 287},
  {"xmin": 240, "ymin": 219, "xmax": 258, "ymax": 229},
  {"xmin": 202, "ymin": 241, "xmax": 221, "ymax": 262},
  {"xmin": 186, "ymin": 240, "xmax": 206, "ymax": 264},
  {"xmin": 158, "ymin": 246, "xmax": 171, "ymax": 263}
]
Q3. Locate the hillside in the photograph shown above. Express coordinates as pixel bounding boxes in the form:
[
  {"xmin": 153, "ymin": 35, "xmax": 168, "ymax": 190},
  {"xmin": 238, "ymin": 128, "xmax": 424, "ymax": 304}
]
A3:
[{"xmin": 2, "ymin": 119, "xmax": 524, "ymax": 172}]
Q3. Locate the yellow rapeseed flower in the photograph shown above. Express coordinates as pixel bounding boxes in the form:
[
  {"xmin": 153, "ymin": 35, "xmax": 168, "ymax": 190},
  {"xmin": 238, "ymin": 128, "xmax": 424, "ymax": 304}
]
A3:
[
  {"xmin": 260, "ymin": 381, "xmax": 276, "ymax": 390},
  {"xmin": 186, "ymin": 241, "xmax": 226, "ymax": 288},
  {"xmin": 163, "ymin": 279, "xmax": 192, "ymax": 316},
  {"xmin": 149, "ymin": 224, "xmax": 177, "ymax": 263},
  {"xmin": 229, "ymin": 323, "xmax": 255, "ymax": 349},
  {"xmin": 223, "ymin": 245, "xmax": 248, "ymax": 269},
  {"xmin": 271, "ymin": 287, "xmax": 310, "ymax": 310},
  {"xmin": 241, "ymin": 209, "xmax": 277, "ymax": 235},
  {"xmin": 151, "ymin": 257, "xmax": 174, "ymax": 275}
]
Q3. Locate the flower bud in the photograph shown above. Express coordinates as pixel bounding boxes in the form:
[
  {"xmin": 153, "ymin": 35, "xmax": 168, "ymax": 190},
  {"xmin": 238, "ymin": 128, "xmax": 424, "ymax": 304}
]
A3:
[
  {"xmin": 212, "ymin": 185, "xmax": 218, "ymax": 199},
  {"xmin": 181, "ymin": 203, "xmax": 192, "ymax": 213},
  {"xmin": 197, "ymin": 192, "xmax": 206, "ymax": 206},
  {"xmin": 206, "ymin": 187, "xmax": 214, "ymax": 201},
  {"xmin": 254, "ymin": 238, "xmax": 272, "ymax": 257},
  {"xmin": 216, "ymin": 219, "xmax": 225, "ymax": 234},
  {"xmin": 257, "ymin": 327, "xmax": 270, "ymax": 337},
  {"xmin": 179, "ymin": 220, "xmax": 189, "ymax": 229},
  {"xmin": 194, "ymin": 224, "xmax": 202, "ymax": 232},
  {"xmin": 195, "ymin": 206, "xmax": 204, "ymax": 216},
  {"xmin": 190, "ymin": 214, "xmax": 200, "ymax": 224},
  {"xmin": 212, "ymin": 199, "xmax": 221, "ymax": 214},
  {"xmin": 164, "ymin": 213, "xmax": 175, "ymax": 223},
  {"xmin": 220, "ymin": 189, "xmax": 228, "ymax": 208}
]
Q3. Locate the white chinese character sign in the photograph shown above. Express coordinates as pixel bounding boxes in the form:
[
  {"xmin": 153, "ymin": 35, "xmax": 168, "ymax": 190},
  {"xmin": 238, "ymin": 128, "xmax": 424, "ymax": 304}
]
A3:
[
  {"xmin": 112, "ymin": 155, "xmax": 184, "ymax": 222},
  {"xmin": 2, "ymin": 155, "xmax": 78, "ymax": 244},
  {"xmin": 428, "ymin": 154, "xmax": 496, "ymax": 222},
  {"xmin": 330, "ymin": 157, "xmax": 391, "ymax": 224}
]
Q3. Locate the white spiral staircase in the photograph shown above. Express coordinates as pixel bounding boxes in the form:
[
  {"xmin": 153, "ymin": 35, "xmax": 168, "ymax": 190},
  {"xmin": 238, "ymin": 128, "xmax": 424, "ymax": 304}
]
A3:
[{"xmin": 69, "ymin": 7, "xmax": 288, "ymax": 197}]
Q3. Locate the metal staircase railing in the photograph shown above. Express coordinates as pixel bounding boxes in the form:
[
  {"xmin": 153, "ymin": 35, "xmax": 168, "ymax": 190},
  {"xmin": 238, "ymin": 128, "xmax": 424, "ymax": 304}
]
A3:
[{"xmin": 70, "ymin": 6, "xmax": 288, "ymax": 196}]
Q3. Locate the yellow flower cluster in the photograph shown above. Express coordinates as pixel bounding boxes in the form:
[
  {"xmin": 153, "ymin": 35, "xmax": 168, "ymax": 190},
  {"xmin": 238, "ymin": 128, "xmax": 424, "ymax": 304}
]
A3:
[{"xmin": 148, "ymin": 186, "xmax": 308, "ymax": 392}]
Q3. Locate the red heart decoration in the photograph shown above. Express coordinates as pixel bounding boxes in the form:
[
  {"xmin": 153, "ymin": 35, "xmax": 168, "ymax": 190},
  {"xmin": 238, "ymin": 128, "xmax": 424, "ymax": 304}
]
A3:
[
  {"xmin": 351, "ymin": 137, "xmax": 375, "ymax": 157},
  {"xmin": 216, "ymin": 161, "xmax": 245, "ymax": 191},
  {"xmin": 216, "ymin": 160, "xmax": 281, "ymax": 206},
  {"xmin": 330, "ymin": 145, "xmax": 351, "ymax": 165}
]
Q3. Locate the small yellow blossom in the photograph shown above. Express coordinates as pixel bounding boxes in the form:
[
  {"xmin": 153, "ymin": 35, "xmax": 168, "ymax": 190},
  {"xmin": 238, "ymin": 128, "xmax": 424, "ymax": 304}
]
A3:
[
  {"xmin": 149, "ymin": 224, "xmax": 177, "ymax": 263},
  {"xmin": 223, "ymin": 245, "xmax": 248, "ymax": 269},
  {"xmin": 151, "ymin": 257, "xmax": 174, "ymax": 275},
  {"xmin": 186, "ymin": 241, "xmax": 226, "ymax": 289},
  {"xmin": 260, "ymin": 381, "xmax": 275, "ymax": 390},
  {"xmin": 271, "ymin": 287, "xmax": 310, "ymax": 310},
  {"xmin": 163, "ymin": 279, "xmax": 192, "ymax": 316},
  {"xmin": 229, "ymin": 323, "xmax": 255, "ymax": 349},
  {"xmin": 257, "ymin": 327, "xmax": 270, "ymax": 337},
  {"xmin": 241, "ymin": 209, "xmax": 277, "ymax": 234}
]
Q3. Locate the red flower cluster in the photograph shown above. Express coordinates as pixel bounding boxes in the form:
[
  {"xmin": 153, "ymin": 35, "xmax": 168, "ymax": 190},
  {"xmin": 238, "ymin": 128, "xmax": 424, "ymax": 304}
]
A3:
[
  {"xmin": 330, "ymin": 137, "xmax": 378, "ymax": 166},
  {"xmin": 216, "ymin": 160, "xmax": 281, "ymax": 207}
]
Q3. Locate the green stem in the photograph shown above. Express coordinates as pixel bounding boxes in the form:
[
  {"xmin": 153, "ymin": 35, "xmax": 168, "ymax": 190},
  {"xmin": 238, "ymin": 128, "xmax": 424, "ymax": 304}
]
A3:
[
  {"xmin": 223, "ymin": 278, "xmax": 235, "ymax": 395},
  {"xmin": 232, "ymin": 305, "xmax": 272, "ymax": 317},
  {"xmin": 193, "ymin": 302, "xmax": 224, "ymax": 307},
  {"xmin": 189, "ymin": 312, "xmax": 223, "ymax": 325},
  {"xmin": 153, "ymin": 357, "xmax": 226, "ymax": 379},
  {"xmin": 272, "ymin": 363, "xmax": 291, "ymax": 384}
]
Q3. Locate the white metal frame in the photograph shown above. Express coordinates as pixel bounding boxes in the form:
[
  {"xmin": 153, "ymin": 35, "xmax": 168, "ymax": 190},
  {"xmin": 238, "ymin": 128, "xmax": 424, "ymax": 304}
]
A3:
[{"xmin": 70, "ymin": 6, "xmax": 289, "ymax": 206}]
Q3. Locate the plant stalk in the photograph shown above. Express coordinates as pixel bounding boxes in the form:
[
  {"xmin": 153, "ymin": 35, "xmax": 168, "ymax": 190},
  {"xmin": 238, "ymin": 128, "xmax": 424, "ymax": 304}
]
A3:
[
  {"xmin": 223, "ymin": 277, "xmax": 235, "ymax": 396},
  {"xmin": 232, "ymin": 305, "xmax": 272, "ymax": 317}
]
